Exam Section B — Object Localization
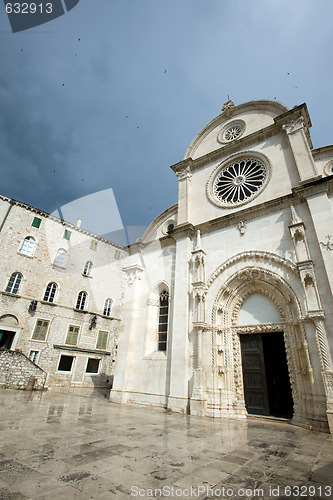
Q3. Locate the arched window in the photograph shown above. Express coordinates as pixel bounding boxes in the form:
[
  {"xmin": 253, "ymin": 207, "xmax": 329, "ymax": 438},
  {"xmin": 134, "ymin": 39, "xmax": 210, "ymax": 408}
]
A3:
[
  {"xmin": 19, "ymin": 236, "xmax": 36, "ymax": 256},
  {"xmin": 103, "ymin": 298, "xmax": 113, "ymax": 316},
  {"xmin": 53, "ymin": 248, "xmax": 67, "ymax": 268},
  {"xmin": 76, "ymin": 291, "xmax": 87, "ymax": 310},
  {"xmin": 43, "ymin": 282, "xmax": 57, "ymax": 303},
  {"xmin": 6, "ymin": 272, "xmax": 23, "ymax": 294},
  {"xmin": 158, "ymin": 290, "xmax": 169, "ymax": 351},
  {"xmin": 83, "ymin": 261, "xmax": 93, "ymax": 276}
]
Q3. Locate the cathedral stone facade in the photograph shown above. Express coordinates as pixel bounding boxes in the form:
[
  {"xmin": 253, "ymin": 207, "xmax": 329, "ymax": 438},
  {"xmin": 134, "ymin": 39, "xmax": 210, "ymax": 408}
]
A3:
[{"xmin": 1, "ymin": 99, "xmax": 333, "ymax": 432}]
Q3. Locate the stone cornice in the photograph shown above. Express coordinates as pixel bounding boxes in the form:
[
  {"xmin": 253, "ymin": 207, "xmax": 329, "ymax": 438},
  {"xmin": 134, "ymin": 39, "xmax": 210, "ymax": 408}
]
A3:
[
  {"xmin": 194, "ymin": 193, "xmax": 295, "ymax": 235},
  {"xmin": 292, "ymin": 176, "xmax": 333, "ymax": 198},
  {"xmin": 274, "ymin": 103, "xmax": 313, "ymax": 149},
  {"xmin": 171, "ymin": 123, "xmax": 278, "ymax": 175},
  {"xmin": 312, "ymin": 145, "xmax": 333, "ymax": 161},
  {"xmin": 171, "ymin": 222, "xmax": 195, "ymax": 239}
]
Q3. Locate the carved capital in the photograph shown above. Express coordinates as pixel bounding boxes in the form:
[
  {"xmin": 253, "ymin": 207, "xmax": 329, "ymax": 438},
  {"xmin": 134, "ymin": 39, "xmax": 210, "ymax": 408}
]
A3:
[
  {"xmin": 147, "ymin": 299, "xmax": 159, "ymax": 307},
  {"xmin": 282, "ymin": 116, "xmax": 305, "ymax": 135},
  {"xmin": 122, "ymin": 264, "xmax": 144, "ymax": 287},
  {"xmin": 176, "ymin": 166, "xmax": 192, "ymax": 181}
]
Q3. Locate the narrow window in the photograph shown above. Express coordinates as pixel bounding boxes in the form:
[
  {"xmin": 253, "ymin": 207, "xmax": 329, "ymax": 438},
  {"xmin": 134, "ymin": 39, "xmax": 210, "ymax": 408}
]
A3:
[
  {"xmin": 76, "ymin": 291, "xmax": 87, "ymax": 310},
  {"xmin": 6, "ymin": 272, "xmax": 23, "ymax": 294},
  {"xmin": 90, "ymin": 240, "xmax": 98, "ymax": 251},
  {"xmin": 43, "ymin": 282, "xmax": 57, "ymax": 303},
  {"xmin": 58, "ymin": 355, "xmax": 74, "ymax": 372},
  {"xmin": 32, "ymin": 319, "xmax": 50, "ymax": 341},
  {"xmin": 63, "ymin": 229, "xmax": 71, "ymax": 240},
  {"xmin": 103, "ymin": 298, "xmax": 112, "ymax": 317},
  {"xmin": 29, "ymin": 350, "xmax": 39, "ymax": 363},
  {"xmin": 53, "ymin": 248, "xmax": 67, "ymax": 268},
  {"xmin": 19, "ymin": 236, "xmax": 36, "ymax": 256},
  {"xmin": 86, "ymin": 358, "xmax": 100, "ymax": 373},
  {"xmin": 31, "ymin": 217, "xmax": 42, "ymax": 229},
  {"xmin": 114, "ymin": 249, "xmax": 121, "ymax": 260},
  {"xmin": 158, "ymin": 290, "xmax": 169, "ymax": 352},
  {"xmin": 96, "ymin": 330, "xmax": 108, "ymax": 350},
  {"xmin": 65, "ymin": 325, "xmax": 80, "ymax": 345},
  {"xmin": 83, "ymin": 261, "xmax": 93, "ymax": 276}
]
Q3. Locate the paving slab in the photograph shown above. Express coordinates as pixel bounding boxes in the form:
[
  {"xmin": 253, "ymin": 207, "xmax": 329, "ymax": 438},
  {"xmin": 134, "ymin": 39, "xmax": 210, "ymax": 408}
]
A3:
[{"xmin": 0, "ymin": 389, "xmax": 332, "ymax": 500}]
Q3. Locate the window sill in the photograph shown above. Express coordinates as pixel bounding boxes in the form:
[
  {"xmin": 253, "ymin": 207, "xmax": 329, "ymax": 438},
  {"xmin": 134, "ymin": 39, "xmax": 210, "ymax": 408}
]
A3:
[
  {"xmin": 82, "ymin": 274, "xmax": 93, "ymax": 278},
  {"xmin": 52, "ymin": 264, "xmax": 67, "ymax": 270},
  {"xmin": 17, "ymin": 252, "xmax": 34, "ymax": 259},
  {"xmin": 54, "ymin": 344, "xmax": 111, "ymax": 355},
  {"xmin": 2, "ymin": 292, "xmax": 20, "ymax": 298},
  {"xmin": 41, "ymin": 300, "xmax": 57, "ymax": 306},
  {"xmin": 73, "ymin": 308, "xmax": 87, "ymax": 314}
]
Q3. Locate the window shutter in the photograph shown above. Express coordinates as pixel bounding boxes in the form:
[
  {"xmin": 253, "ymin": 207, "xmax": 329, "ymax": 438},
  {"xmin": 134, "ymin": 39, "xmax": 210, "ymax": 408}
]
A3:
[
  {"xmin": 96, "ymin": 331, "xmax": 108, "ymax": 350},
  {"xmin": 32, "ymin": 320, "xmax": 49, "ymax": 341},
  {"xmin": 65, "ymin": 325, "xmax": 79, "ymax": 345},
  {"xmin": 31, "ymin": 217, "xmax": 42, "ymax": 228}
]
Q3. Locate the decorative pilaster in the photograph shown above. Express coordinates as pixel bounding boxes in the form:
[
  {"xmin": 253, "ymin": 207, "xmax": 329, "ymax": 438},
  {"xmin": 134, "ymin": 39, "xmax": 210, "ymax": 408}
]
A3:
[
  {"xmin": 308, "ymin": 313, "xmax": 332, "ymax": 372},
  {"xmin": 191, "ymin": 230, "xmax": 206, "ymax": 324},
  {"xmin": 282, "ymin": 116, "xmax": 319, "ymax": 182},
  {"xmin": 176, "ymin": 166, "xmax": 192, "ymax": 224}
]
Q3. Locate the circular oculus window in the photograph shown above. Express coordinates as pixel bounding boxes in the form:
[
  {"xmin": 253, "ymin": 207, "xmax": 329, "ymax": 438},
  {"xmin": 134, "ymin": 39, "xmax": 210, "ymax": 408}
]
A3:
[
  {"xmin": 218, "ymin": 120, "xmax": 245, "ymax": 144},
  {"xmin": 211, "ymin": 158, "xmax": 268, "ymax": 207}
]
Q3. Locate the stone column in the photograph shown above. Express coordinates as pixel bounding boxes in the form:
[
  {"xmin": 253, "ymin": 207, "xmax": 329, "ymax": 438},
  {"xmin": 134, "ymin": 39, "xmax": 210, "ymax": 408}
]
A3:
[
  {"xmin": 167, "ymin": 228, "xmax": 193, "ymax": 413},
  {"xmin": 109, "ymin": 264, "xmax": 144, "ymax": 404}
]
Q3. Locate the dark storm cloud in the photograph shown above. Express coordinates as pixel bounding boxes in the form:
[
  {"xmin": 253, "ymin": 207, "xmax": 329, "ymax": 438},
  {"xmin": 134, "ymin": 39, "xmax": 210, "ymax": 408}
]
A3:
[{"xmin": 0, "ymin": 0, "xmax": 333, "ymax": 231}]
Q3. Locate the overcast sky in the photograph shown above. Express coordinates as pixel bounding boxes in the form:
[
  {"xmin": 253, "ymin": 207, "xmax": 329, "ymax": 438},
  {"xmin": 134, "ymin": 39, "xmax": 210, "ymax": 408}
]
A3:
[{"xmin": 0, "ymin": 0, "xmax": 332, "ymax": 239}]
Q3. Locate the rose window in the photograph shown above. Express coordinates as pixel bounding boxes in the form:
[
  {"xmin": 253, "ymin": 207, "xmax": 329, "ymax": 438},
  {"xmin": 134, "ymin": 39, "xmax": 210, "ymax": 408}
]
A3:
[
  {"xmin": 224, "ymin": 124, "xmax": 243, "ymax": 141},
  {"xmin": 213, "ymin": 158, "xmax": 267, "ymax": 205}
]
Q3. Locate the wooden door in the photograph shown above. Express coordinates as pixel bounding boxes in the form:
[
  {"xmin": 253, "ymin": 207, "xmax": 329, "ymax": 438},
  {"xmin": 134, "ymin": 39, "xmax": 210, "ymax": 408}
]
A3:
[{"xmin": 240, "ymin": 334, "xmax": 270, "ymax": 416}]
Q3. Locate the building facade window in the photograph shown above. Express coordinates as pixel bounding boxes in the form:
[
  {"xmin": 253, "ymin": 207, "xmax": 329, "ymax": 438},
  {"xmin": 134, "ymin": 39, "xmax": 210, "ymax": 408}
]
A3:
[
  {"xmin": 90, "ymin": 240, "xmax": 98, "ymax": 251},
  {"xmin": 83, "ymin": 261, "xmax": 93, "ymax": 276},
  {"xmin": 32, "ymin": 319, "xmax": 50, "ymax": 341},
  {"xmin": 31, "ymin": 217, "xmax": 42, "ymax": 228},
  {"xmin": 96, "ymin": 330, "xmax": 108, "ymax": 350},
  {"xmin": 158, "ymin": 290, "xmax": 169, "ymax": 352},
  {"xmin": 65, "ymin": 325, "xmax": 80, "ymax": 346},
  {"xmin": 86, "ymin": 358, "xmax": 100, "ymax": 373},
  {"xmin": 58, "ymin": 355, "xmax": 74, "ymax": 372},
  {"xmin": 29, "ymin": 350, "xmax": 39, "ymax": 363},
  {"xmin": 5, "ymin": 272, "xmax": 23, "ymax": 294},
  {"xmin": 103, "ymin": 298, "xmax": 112, "ymax": 317},
  {"xmin": 19, "ymin": 236, "xmax": 36, "ymax": 256},
  {"xmin": 63, "ymin": 229, "xmax": 71, "ymax": 240},
  {"xmin": 76, "ymin": 291, "xmax": 87, "ymax": 310},
  {"xmin": 43, "ymin": 282, "xmax": 57, "ymax": 303},
  {"xmin": 53, "ymin": 248, "xmax": 67, "ymax": 268}
]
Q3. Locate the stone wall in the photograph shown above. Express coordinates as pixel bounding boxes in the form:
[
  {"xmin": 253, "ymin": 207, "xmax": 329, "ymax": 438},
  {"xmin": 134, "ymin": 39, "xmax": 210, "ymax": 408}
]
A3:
[{"xmin": 0, "ymin": 349, "xmax": 46, "ymax": 390}]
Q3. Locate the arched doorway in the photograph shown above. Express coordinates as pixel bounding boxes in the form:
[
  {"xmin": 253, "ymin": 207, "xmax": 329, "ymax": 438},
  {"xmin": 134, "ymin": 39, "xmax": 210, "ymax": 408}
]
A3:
[
  {"xmin": 0, "ymin": 315, "xmax": 20, "ymax": 350},
  {"xmin": 239, "ymin": 294, "xmax": 293, "ymax": 418}
]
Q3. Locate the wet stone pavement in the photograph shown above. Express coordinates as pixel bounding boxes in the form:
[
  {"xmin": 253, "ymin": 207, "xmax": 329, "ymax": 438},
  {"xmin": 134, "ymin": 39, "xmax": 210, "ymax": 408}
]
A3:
[{"xmin": 0, "ymin": 389, "xmax": 332, "ymax": 500}]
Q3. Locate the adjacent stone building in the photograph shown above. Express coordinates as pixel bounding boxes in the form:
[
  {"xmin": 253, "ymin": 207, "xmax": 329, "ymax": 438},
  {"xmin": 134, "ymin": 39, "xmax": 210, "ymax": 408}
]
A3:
[
  {"xmin": 0, "ymin": 197, "xmax": 125, "ymax": 392},
  {"xmin": 1, "ymin": 99, "xmax": 333, "ymax": 433}
]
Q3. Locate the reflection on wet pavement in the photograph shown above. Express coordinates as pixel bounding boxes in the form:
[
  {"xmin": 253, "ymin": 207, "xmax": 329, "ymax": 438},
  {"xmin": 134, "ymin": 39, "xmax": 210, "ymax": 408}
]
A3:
[{"xmin": 0, "ymin": 389, "xmax": 332, "ymax": 499}]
